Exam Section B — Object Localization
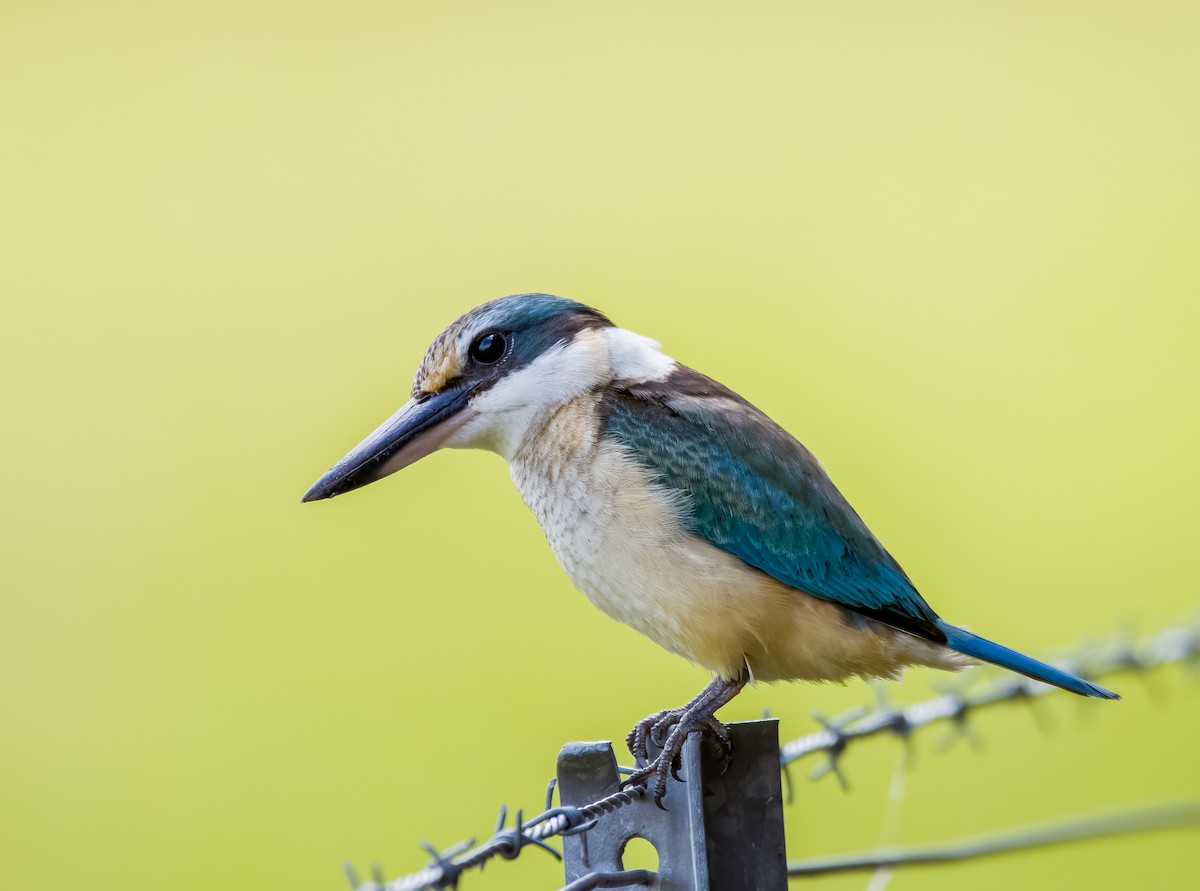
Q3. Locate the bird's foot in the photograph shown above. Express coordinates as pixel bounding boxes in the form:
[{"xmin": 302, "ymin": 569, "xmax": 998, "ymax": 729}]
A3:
[
  {"xmin": 621, "ymin": 708, "xmax": 734, "ymax": 807},
  {"xmin": 620, "ymin": 670, "xmax": 748, "ymax": 808},
  {"xmin": 625, "ymin": 707, "xmax": 733, "ymax": 767}
]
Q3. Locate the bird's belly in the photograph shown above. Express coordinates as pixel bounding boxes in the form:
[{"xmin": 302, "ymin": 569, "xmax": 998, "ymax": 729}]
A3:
[{"xmin": 511, "ymin": 418, "xmax": 955, "ymax": 682}]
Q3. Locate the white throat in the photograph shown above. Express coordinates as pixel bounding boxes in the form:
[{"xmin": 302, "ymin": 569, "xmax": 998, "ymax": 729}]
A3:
[{"xmin": 440, "ymin": 325, "xmax": 675, "ymax": 462}]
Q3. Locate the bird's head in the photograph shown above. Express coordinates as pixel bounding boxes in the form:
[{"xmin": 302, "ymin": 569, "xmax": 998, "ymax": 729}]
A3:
[{"xmin": 302, "ymin": 293, "xmax": 642, "ymax": 502}]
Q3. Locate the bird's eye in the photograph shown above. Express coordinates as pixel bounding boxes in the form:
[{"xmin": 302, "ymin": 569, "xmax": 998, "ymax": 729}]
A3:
[{"xmin": 469, "ymin": 331, "xmax": 507, "ymax": 364}]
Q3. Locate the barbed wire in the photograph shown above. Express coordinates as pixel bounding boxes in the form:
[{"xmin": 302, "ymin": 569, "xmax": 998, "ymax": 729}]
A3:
[
  {"xmin": 349, "ymin": 619, "xmax": 1198, "ymax": 891},
  {"xmin": 779, "ymin": 621, "xmax": 1198, "ymax": 785},
  {"xmin": 786, "ymin": 799, "xmax": 1200, "ymax": 877},
  {"xmin": 345, "ymin": 784, "xmax": 648, "ymax": 891}
]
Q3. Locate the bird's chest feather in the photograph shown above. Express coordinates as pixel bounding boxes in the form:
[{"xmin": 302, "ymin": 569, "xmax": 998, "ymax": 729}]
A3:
[
  {"xmin": 511, "ymin": 400, "xmax": 681, "ymax": 609},
  {"xmin": 508, "ymin": 398, "xmax": 761, "ymax": 672}
]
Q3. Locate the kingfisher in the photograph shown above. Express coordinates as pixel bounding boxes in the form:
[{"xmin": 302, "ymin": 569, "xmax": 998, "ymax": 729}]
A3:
[{"xmin": 303, "ymin": 293, "xmax": 1118, "ymax": 803}]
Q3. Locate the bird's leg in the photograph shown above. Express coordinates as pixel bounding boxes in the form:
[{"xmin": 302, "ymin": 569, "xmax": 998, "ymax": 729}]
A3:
[{"xmin": 622, "ymin": 668, "xmax": 749, "ymax": 806}]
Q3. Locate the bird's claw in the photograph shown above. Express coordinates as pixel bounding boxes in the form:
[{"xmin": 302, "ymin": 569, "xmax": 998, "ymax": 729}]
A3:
[
  {"xmin": 703, "ymin": 715, "xmax": 734, "ymax": 772},
  {"xmin": 620, "ymin": 760, "xmax": 675, "ymax": 809},
  {"xmin": 625, "ymin": 706, "xmax": 686, "ymax": 767}
]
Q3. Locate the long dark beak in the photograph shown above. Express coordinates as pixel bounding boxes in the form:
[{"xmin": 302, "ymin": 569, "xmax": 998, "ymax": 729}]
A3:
[{"xmin": 301, "ymin": 384, "xmax": 478, "ymax": 503}]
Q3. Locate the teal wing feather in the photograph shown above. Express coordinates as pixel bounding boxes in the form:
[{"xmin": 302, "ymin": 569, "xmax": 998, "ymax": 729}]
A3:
[{"xmin": 601, "ymin": 366, "xmax": 945, "ymax": 643}]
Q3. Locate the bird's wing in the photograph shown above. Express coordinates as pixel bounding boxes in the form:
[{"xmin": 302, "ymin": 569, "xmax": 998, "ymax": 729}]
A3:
[{"xmin": 601, "ymin": 365, "xmax": 945, "ymax": 643}]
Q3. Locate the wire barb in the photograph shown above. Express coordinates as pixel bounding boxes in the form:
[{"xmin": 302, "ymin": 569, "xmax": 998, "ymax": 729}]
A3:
[
  {"xmin": 491, "ymin": 806, "xmax": 560, "ymax": 862},
  {"xmin": 806, "ymin": 707, "xmax": 867, "ymax": 788}
]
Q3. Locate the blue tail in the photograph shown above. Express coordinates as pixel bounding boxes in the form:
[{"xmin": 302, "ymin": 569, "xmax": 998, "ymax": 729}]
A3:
[{"xmin": 937, "ymin": 620, "xmax": 1119, "ymax": 700}]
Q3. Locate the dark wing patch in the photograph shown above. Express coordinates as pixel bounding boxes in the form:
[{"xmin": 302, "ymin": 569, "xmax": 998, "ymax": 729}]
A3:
[{"xmin": 600, "ymin": 366, "xmax": 945, "ymax": 643}]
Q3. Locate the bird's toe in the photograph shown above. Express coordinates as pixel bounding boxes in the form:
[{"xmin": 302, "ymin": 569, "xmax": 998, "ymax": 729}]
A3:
[{"xmin": 650, "ymin": 710, "xmax": 683, "ymax": 747}]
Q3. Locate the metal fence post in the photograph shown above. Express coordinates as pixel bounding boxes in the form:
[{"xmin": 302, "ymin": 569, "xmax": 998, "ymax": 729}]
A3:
[{"xmin": 556, "ymin": 719, "xmax": 787, "ymax": 890}]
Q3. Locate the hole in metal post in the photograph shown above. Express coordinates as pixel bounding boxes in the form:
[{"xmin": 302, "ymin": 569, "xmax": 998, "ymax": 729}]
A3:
[{"xmin": 619, "ymin": 835, "xmax": 659, "ymax": 871}]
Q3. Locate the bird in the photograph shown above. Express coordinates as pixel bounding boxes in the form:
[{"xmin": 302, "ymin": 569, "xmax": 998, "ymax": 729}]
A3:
[{"xmin": 302, "ymin": 293, "xmax": 1118, "ymax": 803}]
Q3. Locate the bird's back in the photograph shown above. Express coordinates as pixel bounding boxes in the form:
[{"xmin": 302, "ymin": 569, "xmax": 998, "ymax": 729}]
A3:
[{"xmin": 598, "ymin": 364, "xmax": 947, "ymax": 643}]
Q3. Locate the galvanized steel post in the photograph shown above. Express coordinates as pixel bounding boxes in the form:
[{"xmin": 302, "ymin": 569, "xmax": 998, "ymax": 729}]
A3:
[{"xmin": 556, "ymin": 719, "xmax": 787, "ymax": 890}]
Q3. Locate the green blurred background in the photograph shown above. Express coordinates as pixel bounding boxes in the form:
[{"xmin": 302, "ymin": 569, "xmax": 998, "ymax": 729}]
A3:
[{"xmin": 3, "ymin": 2, "xmax": 1198, "ymax": 889}]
